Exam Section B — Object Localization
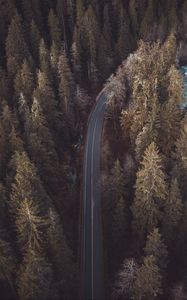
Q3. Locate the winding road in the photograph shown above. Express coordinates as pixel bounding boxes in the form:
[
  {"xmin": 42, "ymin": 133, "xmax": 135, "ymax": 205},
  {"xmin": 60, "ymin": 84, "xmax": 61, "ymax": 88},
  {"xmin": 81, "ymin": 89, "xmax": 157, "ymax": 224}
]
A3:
[{"xmin": 81, "ymin": 91, "xmax": 108, "ymax": 300}]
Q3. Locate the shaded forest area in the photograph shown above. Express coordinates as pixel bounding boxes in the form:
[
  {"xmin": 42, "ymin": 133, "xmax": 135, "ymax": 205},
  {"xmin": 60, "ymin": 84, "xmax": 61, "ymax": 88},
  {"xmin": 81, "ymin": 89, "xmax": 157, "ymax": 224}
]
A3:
[
  {"xmin": 0, "ymin": 0, "xmax": 187, "ymax": 300},
  {"xmin": 103, "ymin": 34, "xmax": 187, "ymax": 299}
]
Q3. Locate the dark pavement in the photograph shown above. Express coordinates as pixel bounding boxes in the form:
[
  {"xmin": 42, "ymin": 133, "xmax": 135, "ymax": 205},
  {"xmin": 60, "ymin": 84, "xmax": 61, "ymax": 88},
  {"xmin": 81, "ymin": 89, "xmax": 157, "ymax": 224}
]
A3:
[{"xmin": 81, "ymin": 92, "xmax": 107, "ymax": 300}]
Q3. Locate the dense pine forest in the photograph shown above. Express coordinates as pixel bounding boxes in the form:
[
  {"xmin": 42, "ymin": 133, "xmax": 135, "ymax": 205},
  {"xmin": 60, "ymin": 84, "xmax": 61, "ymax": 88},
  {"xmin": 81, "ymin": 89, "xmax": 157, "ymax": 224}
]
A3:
[{"xmin": 0, "ymin": 0, "xmax": 187, "ymax": 299}]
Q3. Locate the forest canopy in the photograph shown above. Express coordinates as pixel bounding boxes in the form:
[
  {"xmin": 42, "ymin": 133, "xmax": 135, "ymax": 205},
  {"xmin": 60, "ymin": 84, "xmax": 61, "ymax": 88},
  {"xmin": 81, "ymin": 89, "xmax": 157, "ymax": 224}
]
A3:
[{"xmin": 0, "ymin": 0, "xmax": 187, "ymax": 299}]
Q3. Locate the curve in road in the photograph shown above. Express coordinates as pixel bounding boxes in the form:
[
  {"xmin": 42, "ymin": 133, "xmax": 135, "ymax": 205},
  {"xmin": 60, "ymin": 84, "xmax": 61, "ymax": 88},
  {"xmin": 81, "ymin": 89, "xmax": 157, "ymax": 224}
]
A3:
[{"xmin": 81, "ymin": 91, "xmax": 107, "ymax": 300}]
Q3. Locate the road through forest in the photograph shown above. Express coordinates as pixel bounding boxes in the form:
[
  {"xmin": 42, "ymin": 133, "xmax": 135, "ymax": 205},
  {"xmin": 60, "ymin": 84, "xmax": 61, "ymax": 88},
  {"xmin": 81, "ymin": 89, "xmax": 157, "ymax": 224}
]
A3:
[{"xmin": 81, "ymin": 91, "xmax": 107, "ymax": 300}]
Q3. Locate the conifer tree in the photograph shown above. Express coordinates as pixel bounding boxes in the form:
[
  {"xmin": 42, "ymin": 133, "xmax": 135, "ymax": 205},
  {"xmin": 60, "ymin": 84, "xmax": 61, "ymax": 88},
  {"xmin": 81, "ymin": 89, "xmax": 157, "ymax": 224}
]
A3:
[
  {"xmin": 6, "ymin": 13, "xmax": 29, "ymax": 78},
  {"xmin": 34, "ymin": 70, "xmax": 60, "ymax": 131},
  {"xmin": 39, "ymin": 39, "xmax": 52, "ymax": 81},
  {"xmin": 144, "ymin": 228, "xmax": 168, "ymax": 271},
  {"xmin": 0, "ymin": 229, "xmax": 17, "ymax": 289},
  {"xmin": 0, "ymin": 184, "xmax": 8, "ymax": 226},
  {"xmin": 0, "ymin": 68, "xmax": 9, "ymax": 102},
  {"xmin": 17, "ymin": 93, "xmax": 31, "ymax": 134},
  {"xmin": 56, "ymin": 0, "xmax": 68, "ymax": 52},
  {"xmin": 9, "ymin": 127, "xmax": 24, "ymax": 166},
  {"xmin": 28, "ymin": 96, "xmax": 59, "ymax": 188},
  {"xmin": 1, "ymin": 102, "xmax": 15, "ymax": 136},
  {"xmin": 48, "ymin": 9, "xmax": 62, "ymax": 49},
  {"xmin": 116, "ymin": 7, "xmax": 132, "ymax": 63},
  {"xmin": 168, "ymin": 1, "xmax": 178, "ymax": 32},
  {"xmin": 29, "ymin": 20, "xmax": 41, "ymax": 63},
  {"xmin": 21, "ymin": 0, "xmax": 44, "ymax": 34},
  {"xmin": 15, "ymin": 198, "xmax": 48, "ymax": 252},
  {"xmin": 181, "ymin": 0, "xmax": 187, "ymax": 39},
  {"xmin": 133, "ymin": 255, "xmax": 162, "ymax": 300},
  {"xmin": 50, "ymin": 41, "xmax": 61, "ymax": 82},
  {"xmin": 58, "ymin": 50, "xmax": 76, "ymax": 132},
  {"xmin": 0, "ymin": 0, "xmax": 16, "ymax": 45},
  {"xmin": 103, "ymin": 3, "xmax": 112, "ymax": 49},
  {"xmin": 17, "ymin": 249, "xmax": 54, "ymax": 300},
  {"xmin": 110, "ymin": 159, "xmax": 124, "ymax": 200},
  {"xmin": 173, "ymin": 115, "xmax": 187, "ymax": 196},
  {"xmin": 98, "ymin": 28, "xmax": 114, "ymax": 79},
  {"xmin": 0, "ymin": 122, "xmax": 8, "ymax": 180},
  {"xmin": 71, "ymin": 26, "xmax": 83, "ymax": 82},
  {"xmin": 162, "ymin": 32, "xmax": 177, "ymax": 71},
  {"xmin": 0, "ymin": 102, "xmax": 19, "ymax": 172},
  {"xmin": 157, "ymin": 12, "xmax": 168, "ymax": 41},
  {"xmin": 162, "ymin": 178, "xmax": 183, "ymax": 245},
  {"xmin": 129, "ymin": 0, "xmax": 138, "ymax": 36},
  {"xmin": 76, "ymin": 0, "xmax": 85, "ymax": 29},
  {"xmin": 82, "ymin": 5, "xmax": 99, "ymax": 82},
  {"xmin": 168, "ymin": 65, "xmax": 183, "ymax": 105},
  {"xmin": 135, "ymin": 100, "xmax": 160, "ymax": 161},
  {"xmin": 10, "ymin": 151, "xmax": 51, "ymax": 214},
  {"xmin": 65, "ymin": 0, "xmax": 75, "ymax": 32},
  {"xmin": 140, "ymin": 0, "xmax": 157, "ymax": 41},
  {"xmin": 132, "ymin": 143, "xmax": 167, "ymax": 243},
  {"xmin": 113, "ymin": 258, "xmax": 138, "ymax": 300},
  {"xmin": 171, "ymin": 282, "xmax": 187, "ymax": 300},
  {"xmin": 47, "ymin": 208, "xmax": 77, "ymax": 299},
  {"xmin": 112, "ymin": 196, "xmax": 128, "ymax": 261},
  {"xmin": 14, "ymin": 59, "xmax": 35, "ymax": 106},
  {"xmin": 159, "ymin": 66, "xmax": 182, "ymax": 156},
  {"xmin": 120, "ymin": 110, "xmax": 134, "ymax": 147}
]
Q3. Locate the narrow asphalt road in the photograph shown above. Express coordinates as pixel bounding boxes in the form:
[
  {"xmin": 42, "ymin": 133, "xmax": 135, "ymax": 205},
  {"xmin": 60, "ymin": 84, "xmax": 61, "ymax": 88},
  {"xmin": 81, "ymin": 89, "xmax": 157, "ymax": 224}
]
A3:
[{"xmin": 81, "ymin": 91, "xmax": 108, "ymax": 300}]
